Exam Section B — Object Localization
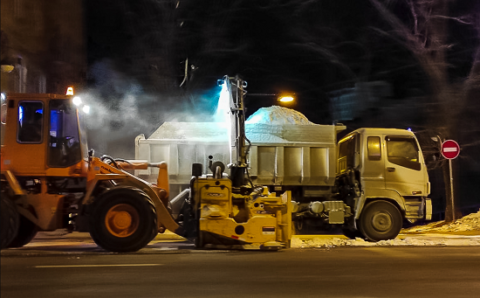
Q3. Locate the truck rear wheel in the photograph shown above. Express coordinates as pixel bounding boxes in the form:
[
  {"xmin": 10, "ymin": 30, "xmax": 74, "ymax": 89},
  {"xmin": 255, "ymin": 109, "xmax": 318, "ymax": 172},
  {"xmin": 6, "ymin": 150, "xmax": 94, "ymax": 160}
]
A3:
[
  {"xmin": 359, "ymin": 200, "xmax": 402, "ymax": 242},
  {"xmin": 0, "ymin": 196, "xmax": 19, "ymax": 249},
  {"xmin": 89, "ymin": 187, "xmax": 157, "ymax": 252},
  {"xmin": 8, "ymin": 215, "xmax": 38, "ymax": 248}
]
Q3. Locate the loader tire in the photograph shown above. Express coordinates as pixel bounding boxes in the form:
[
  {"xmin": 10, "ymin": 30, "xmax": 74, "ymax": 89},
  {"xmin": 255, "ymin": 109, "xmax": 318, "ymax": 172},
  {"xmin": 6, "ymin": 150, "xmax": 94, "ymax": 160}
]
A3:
[
  {"xmin": 359, "ymin": 200, "xmax": 402, "ymax": 242},
  {"xmin": 8, "ymin": 215, "xmax": 38, "ymax": 248},
  {"xmin": 1, "ymin": 196, "xmax": 19, "ymax": 249},
  {"xmin": 89, "ymin": 187, "xmax": 157, "ymax": 252}
]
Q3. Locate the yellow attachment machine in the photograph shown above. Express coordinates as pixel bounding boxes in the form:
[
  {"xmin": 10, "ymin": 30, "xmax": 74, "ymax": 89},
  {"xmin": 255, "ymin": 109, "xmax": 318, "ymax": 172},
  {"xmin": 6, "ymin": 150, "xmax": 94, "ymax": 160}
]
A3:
[
  {"xmin": 176, "ymin": 76, "xmax": 292, "ymax": 250},
  {"xmin": 0, "ymin": 92, "xmax": 177, "ymax": 252},
  {"xmin": 192, "ymin": 172, "xmax": 291, "ymax": 250}
]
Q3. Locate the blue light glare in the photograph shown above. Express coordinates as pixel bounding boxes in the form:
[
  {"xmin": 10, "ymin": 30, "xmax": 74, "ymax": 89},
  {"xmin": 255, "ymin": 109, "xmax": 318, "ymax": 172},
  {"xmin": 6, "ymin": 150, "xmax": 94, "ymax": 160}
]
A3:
[
  {"xmin": 19, "ymin": 106, "xmax": 23, "ymax": 124},
  {"xmin": 214, "ymin": 83, "xmax": 230, "ymax": 123}
]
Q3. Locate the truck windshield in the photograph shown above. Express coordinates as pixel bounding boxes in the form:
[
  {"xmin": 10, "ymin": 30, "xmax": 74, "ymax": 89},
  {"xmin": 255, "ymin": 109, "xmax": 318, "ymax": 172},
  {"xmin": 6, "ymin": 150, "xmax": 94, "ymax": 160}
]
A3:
[
  {"xmin": 48, "ymin": 99, "xmax": 82, "ymax": 167},
  {"xmin": 386, "ymin": 136, "xmax": 421, "ymax": 171}
]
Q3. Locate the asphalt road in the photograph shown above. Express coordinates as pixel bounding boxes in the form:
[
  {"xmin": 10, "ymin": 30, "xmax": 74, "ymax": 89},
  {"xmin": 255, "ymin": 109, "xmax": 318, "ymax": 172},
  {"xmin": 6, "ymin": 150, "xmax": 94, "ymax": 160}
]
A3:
[{"xmin": 2, "ymin": 247, "xmax": 479, "ymax": 298}]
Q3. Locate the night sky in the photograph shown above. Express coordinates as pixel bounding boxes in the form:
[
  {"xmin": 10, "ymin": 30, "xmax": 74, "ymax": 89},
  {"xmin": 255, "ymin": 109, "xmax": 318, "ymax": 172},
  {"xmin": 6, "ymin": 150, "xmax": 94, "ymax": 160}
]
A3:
[
  {"xmin": 84, "ymin": 1, "xmax": 423, "ymax": 122},
  {"xmin": 84, "ymin": 0, "xmax": 478, "ymax": 121}
]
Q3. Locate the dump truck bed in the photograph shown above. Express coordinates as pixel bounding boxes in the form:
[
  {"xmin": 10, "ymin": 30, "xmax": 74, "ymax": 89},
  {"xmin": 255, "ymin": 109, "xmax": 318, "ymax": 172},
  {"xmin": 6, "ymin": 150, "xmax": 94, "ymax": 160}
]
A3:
[{"xmin": 135, "ymin": 122, "xmax": 345, "ymax": 198}]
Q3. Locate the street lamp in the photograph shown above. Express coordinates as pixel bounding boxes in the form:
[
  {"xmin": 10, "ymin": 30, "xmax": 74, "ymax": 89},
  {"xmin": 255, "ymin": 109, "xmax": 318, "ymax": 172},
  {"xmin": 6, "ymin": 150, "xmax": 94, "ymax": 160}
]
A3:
[
  {"xmin": 247, "ymin": 92, "xmax": 296, "ymax": 104},
  {"xmin": 278, "ymin": 95, "xmax": 295, "ymax": 103}
]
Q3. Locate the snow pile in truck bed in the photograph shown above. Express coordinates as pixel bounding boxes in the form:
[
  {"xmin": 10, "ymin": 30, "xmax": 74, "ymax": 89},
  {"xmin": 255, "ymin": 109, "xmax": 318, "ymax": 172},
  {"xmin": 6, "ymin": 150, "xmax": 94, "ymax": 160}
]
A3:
[
  {"xmin": 246, "ymin": 105, "xmax": 314, "ymax": 125},
  {"xmin": 291, "ymin": 210, "xmax": 480, "ymax": 248},
  {"xmin": 149, "ymin": 106, "xmax": 338, "ymax": 145}
]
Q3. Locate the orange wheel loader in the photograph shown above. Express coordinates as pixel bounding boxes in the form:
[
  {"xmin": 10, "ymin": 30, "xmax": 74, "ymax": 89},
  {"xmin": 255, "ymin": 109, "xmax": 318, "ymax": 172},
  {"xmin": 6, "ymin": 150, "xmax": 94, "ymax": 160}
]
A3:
[{"xmin": 0, "ymin": 93, "xmax": 179, "ymax": 252}]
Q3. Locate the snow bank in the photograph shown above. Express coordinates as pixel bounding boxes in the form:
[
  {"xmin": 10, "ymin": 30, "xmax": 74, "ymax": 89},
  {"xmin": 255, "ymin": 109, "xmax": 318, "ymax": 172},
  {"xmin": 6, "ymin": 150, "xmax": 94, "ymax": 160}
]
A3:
[
  {"xmin": 291, "ymin": 236, "xmax": 480, "ymax": 249},
  {"xmin": 291, "ymin": 210, "xmax": 480, "ymax": 248},
  {"xmin": 246, "ymin": 105, "xmax": 314, "ymax": 125},
  {"xmin": 401, "ymin": 210, "xmax": 480, "ymax": 233}
]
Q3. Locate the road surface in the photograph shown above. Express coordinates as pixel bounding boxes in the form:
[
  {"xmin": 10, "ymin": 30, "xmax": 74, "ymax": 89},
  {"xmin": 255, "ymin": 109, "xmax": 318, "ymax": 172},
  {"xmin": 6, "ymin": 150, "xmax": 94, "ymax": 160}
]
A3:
[{"xmin": 2, "ymin": 247, "xmax": 479, "ymax": 298}]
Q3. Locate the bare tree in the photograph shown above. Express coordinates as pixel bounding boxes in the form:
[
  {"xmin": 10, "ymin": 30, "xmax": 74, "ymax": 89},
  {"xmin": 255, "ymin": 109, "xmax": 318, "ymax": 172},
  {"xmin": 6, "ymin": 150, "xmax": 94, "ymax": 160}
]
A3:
[{"xmin": 369, "ymin": 0, "xmax": 480, "ymax": 222}]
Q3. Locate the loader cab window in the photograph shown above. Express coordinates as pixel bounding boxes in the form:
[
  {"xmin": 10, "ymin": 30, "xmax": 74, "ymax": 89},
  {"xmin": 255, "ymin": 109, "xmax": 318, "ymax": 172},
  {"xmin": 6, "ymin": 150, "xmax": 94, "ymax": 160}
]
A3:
[
  {"xmin": 48, "ymin": 99, "xmax": 81, "ymax": 167},
  {"xmin": 17, "ymin": 101, "xmax": 44, "ymax": 143},
  {"xmin": 386, "ymin": 136, "xmax": 421, "ymax": 171}
]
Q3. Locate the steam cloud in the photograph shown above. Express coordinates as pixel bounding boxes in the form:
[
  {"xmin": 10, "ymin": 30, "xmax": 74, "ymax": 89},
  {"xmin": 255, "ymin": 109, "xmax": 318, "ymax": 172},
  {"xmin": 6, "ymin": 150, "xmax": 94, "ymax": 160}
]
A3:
[{"xmin": 81, "ymin": 59, "xmax": 222, "ymax": 159}]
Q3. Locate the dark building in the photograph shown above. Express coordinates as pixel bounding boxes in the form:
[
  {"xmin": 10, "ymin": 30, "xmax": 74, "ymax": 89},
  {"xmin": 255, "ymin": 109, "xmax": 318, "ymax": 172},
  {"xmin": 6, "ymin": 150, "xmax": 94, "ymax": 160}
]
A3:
[{"xmin": 1, "ymin": 0, "xmax": 86, "ymax": 95}]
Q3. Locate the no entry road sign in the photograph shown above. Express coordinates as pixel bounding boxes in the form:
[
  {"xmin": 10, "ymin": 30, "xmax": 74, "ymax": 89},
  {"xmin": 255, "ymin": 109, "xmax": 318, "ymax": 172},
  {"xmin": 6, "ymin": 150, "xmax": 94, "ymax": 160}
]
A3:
[{"xmin": 441, "ymin": 140, "xmax": 460, "ymax": 159}]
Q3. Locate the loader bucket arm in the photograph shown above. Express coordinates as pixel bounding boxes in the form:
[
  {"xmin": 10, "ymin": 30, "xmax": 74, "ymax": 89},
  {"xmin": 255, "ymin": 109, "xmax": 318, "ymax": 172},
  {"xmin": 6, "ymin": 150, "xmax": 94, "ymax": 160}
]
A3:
[{"xmin": 84, "ymin": 157, "xmax": 179, "ymax": 232}]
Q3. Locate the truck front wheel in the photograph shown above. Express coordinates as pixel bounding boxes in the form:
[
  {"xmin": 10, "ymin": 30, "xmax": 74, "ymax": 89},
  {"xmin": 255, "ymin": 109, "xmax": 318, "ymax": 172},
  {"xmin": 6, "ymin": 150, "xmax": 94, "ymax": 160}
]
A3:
[
  {"xmin": 89, "ymin": 187, "xmax": 157, "ymax": 252},
  {"xmin": 359, "ymin": 200, "xmax": 402, "ymax": 242}
]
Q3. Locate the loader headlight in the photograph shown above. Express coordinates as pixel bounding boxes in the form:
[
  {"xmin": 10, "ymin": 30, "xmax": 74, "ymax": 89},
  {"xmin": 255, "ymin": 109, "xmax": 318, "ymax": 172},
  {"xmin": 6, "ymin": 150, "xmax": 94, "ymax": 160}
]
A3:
[
  {"xmin": 82, "ymin": 105, "xmax": 90, "ymax": 114},
  {"xmin": 73, "ymin": 96, "xmax": 82, "ymax": 106}
]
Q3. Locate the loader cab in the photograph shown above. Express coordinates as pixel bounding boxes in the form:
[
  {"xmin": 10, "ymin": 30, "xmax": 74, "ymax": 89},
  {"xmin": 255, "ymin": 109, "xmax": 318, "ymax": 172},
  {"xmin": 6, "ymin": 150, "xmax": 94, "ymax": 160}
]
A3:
[{"xmin": 2, "ymin": 93, "xmax": 88, "ymax": 176}]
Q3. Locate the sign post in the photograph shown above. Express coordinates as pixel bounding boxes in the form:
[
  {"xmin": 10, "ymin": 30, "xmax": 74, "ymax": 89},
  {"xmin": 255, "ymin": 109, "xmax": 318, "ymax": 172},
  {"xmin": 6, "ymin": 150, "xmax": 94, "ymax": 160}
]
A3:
[{"xmin": 441, "ymin": 140, "xmax": 460, "ymax": 221}]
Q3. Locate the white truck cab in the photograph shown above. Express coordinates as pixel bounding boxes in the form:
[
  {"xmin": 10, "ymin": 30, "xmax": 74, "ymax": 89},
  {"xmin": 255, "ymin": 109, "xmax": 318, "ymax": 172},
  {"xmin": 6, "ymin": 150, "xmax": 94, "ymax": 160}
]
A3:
[{"xmin": 337, "ymin": 128, "xmax": 432, "ymax": 240}]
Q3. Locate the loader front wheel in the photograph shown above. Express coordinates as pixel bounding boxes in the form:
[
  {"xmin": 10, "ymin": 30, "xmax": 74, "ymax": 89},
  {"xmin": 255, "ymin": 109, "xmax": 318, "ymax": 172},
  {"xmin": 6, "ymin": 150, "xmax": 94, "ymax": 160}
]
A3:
[
  {"xmin": 1, "ymin": 196, "xmax": 19, "ymax": 249},
  {"xmin": 89, "ymin": 187, "xmax": 157, "ymax": 252},
  {"xmin": 359, "ymin": 200, "xmax": 402, "ymax": 242},
  {"xmin": 8, "ymin": 215, "xmax": 38, "ymax": 248}
]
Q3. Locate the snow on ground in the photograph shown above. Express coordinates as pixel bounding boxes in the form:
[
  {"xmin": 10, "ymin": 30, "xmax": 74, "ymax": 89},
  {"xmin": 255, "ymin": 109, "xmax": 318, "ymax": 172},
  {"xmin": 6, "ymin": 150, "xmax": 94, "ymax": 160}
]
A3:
[
  {"xmin": 401, "ymin": 210, "xmax": 480, "ymax": 233},
  {"xmin": 291, "ymin": 211, "xmax": 480, "ymax": 248}
]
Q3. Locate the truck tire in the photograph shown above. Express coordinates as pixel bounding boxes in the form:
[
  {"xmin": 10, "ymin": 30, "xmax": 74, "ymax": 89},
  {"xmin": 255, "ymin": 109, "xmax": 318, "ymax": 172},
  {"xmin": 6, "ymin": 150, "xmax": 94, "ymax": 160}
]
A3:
[
  {"xmin": 8, "ymin": 215, "xmax": 38, "ymax": 248},
  {"xmin": 359, "ymin": 200, "xmax": 402, "ymax": 242},
  {"xmin": 1, "ymin": 196, "xmax": 19, "ymax": 249},
  {"xmin": 89, "ymin": 187, "xmax": 157, "ymax": 252}
]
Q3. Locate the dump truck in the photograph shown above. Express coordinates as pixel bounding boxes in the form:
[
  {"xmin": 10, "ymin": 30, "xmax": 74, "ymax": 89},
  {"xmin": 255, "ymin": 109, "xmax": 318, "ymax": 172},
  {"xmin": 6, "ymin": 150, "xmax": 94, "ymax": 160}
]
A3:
[
  {"xmin": 136, "ymin": 76, "xmax": 432, "ymax": 241},
  {"xmin": 0, "ymin": 87, "xmax": 291, "ymax": 251}
]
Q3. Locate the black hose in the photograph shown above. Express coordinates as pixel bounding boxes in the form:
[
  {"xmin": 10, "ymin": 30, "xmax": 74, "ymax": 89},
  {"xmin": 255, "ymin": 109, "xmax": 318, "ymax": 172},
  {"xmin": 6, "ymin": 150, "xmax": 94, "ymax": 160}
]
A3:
[
  {"xmin": 244, "ymin": 137, "xmax": 254, "ymax": 189},
  {"xmin": 100, "ymin": 155, "xmax": 119, "ymax": 168}
]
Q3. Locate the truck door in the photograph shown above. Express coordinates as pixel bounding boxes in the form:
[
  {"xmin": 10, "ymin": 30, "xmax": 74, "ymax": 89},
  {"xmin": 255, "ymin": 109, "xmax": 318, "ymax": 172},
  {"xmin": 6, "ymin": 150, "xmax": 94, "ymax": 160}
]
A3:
[{"xmin": 384, "ymin": 136, "xmax": 425, "ymax": 196}]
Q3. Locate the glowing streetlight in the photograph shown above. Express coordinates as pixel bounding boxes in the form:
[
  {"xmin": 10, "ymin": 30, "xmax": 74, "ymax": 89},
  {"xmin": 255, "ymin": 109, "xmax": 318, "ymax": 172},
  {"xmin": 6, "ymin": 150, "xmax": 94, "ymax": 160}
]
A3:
[
  {"xmin": 277, "ymin": 93, "xmax": 296, "ymax": 103},
  {"xmin": 82, "ymin": 105, "xmax": 90, "ymax": 114},
  {"xmin": 278, "ymin": 96, "xmax": 294, "ymax": 103}
]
